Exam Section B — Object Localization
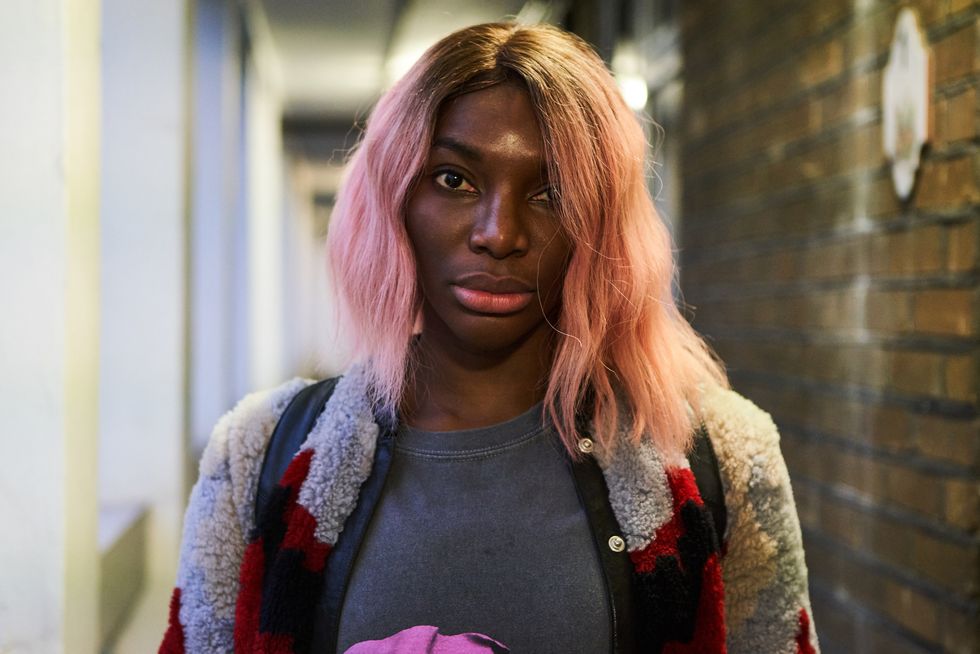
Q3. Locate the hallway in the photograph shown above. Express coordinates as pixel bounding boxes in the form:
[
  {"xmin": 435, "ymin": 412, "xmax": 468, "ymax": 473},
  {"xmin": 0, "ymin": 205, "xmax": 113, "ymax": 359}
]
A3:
[{"xmin": 1, "ymin": 1, "xmax": 976, "ymax": 652}]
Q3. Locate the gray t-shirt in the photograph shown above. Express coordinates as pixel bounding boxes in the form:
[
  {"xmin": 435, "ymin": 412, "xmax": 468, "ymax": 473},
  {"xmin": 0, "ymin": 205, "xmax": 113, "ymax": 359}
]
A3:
[{"xmin": 334, "ymin": 402, "xmax": 611, "ymax": 653}]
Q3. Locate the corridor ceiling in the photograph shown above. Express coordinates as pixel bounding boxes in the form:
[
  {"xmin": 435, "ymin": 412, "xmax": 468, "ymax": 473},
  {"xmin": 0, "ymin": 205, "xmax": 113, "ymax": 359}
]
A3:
[{"xmin": 258, "ymin": 0, "xmax": 529, "ymax": 121}]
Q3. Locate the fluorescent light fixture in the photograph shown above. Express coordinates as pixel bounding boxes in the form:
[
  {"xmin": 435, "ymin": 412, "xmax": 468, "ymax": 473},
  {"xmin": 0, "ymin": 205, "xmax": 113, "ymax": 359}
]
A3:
[
  {"xmin": 386, "ymin": 47, "xmax": 427, "ymax": 87},
  {"xmin": 618, "ymin": 74, "xmax": 648, "ymax": 111}
]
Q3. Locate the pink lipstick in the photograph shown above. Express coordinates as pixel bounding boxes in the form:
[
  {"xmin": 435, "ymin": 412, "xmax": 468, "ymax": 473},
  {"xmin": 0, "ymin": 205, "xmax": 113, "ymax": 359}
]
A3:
[{"xmin": 452, "ymin": 285, "xmax": 535, "ymax": 314}]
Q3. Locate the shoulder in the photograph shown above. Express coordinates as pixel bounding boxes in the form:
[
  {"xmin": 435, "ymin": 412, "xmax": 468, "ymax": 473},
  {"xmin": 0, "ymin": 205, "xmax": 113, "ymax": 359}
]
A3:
[
  {"xmin": 696, "ymin": 385, "xmax": 787, "ymax": 496},
  {"xmin": 695, "ymin": 391, "xmax": 817, "ymax": 650},
  {"xmin": 697, "ymin": 385, "xmax": 780, "ymax": 461},
  {"xmin": 695, "ymin": 385, "xmax": 794, "ymax": 541},
  {"xmin": 195, "ymin": 378, "xmax": 314, "ymax": 533},
  {"xmin": 199, "ymin": 377, "xmax": 314, "ymax": 477}
]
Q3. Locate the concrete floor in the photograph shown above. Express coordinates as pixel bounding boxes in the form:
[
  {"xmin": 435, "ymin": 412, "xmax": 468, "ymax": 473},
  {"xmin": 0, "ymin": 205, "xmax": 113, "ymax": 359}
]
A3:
[{"xmin": 108, "ymin": 580, "xmax": 170, "ymax": 654}]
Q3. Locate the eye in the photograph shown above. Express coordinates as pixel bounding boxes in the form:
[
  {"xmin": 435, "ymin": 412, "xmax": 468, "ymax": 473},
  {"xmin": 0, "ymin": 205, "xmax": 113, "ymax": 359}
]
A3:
[
  {"xmin": 433, "ymin": 170, "xmax": 477, "ymax": 194},
  {"xmin": 530, "ymin": 187, "xmax": 556, "ymax": 205}
]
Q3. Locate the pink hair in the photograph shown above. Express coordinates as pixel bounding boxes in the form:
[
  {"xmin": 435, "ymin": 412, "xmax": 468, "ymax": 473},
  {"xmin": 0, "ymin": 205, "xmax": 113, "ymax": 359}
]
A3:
[{"xmin": 328, "ymin": 22, "xmax": 728, "ymax": 458}]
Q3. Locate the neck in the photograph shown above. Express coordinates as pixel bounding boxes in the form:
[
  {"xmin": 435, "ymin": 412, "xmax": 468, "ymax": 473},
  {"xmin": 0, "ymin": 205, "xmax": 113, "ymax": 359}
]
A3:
[{"xmin": 401, "ymin": 326, "xmax": 556, "ymax": 432}]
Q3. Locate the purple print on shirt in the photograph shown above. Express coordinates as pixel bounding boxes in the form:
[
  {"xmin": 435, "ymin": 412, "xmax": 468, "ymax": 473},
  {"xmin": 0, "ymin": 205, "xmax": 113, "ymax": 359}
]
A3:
[{"xmin": 343, "ymin": 625, "xmax": 510, "ymax": 654}]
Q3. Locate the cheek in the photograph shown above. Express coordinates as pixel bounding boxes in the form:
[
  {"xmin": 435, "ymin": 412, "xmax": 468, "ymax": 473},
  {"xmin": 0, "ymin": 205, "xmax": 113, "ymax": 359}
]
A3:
[
  {"xmin": 537, "ymin": 239, "xmax": 573, "ymax": 302},
  {"xmin": 404, "ymin": 199, "xmax": 453, "ymax": 290},
  {"xmin": 404, "ymin": 198, "xmax": 433, "ymax": 265}
]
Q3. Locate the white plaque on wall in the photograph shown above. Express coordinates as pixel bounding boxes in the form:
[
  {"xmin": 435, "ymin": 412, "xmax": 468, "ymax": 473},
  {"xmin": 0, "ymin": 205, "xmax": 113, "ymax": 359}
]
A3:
[{"xmin": 882, "ymin": 8, "xmax": 931, "ymax": 201}]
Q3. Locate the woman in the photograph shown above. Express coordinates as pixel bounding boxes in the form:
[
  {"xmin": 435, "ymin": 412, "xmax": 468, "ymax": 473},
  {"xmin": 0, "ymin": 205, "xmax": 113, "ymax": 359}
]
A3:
[{"xmin": 160, "ymin": 22, "xmax": 819, "ymax": 654}]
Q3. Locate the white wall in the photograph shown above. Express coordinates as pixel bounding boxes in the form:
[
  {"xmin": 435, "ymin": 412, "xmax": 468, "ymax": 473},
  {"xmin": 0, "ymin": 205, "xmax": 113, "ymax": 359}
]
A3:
[
  {"xmin": 0, "ymin": 0, "xmax": 341, "ymax": 649},
  {"xmin": 282, "ymin": 162, "xmax": 326, "ymax": 378},
  {"xmin": 0, "ymin": 0, "xmax": 101, "ymax": 651},
  {"xmin": 189, "ymin": 0, "xmax": 247, "ymax": 451},
  {"xmin": 98, "ymin": 0, "xmax": 189, "ymax": 587},
  {"xmin": 285, "ymin": 160, "xmax": 355, "ymax": 377},
  {"xmin": 242, "ymin": 4, "xmax": 289, "ymax": 391}
]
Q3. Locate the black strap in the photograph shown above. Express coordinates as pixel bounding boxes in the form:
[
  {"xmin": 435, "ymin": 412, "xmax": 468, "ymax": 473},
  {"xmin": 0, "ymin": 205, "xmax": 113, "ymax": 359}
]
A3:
[
  {"xmin": 259, "ymin": 386, "xmax": 727, "ymax": 546},
  {"xmin": 254, "ymin": 376, "xmax": 398, "ymax": 654},
  {"xmin": 567, "ymin": 454, "xmax": 637, "ymax": 654},
  {"xmin": 255, "ymin": 377, "xmax": 340, "ymax": 526},
  {"xmin": 313, "ymin": 433, "xmax": 395, "ymax": 653},
  {"xmin": 255, "ymin": 384, "xmax": 727, "ymax": 652},
  {"xmin": 689, "ymin": 425, "xmax": 727, "ymax": 546}
]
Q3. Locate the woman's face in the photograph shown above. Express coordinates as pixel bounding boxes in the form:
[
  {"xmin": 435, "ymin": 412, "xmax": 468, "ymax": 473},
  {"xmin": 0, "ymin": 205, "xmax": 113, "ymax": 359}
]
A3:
[{"xmin": 405, "ymin": 82, "xmax": 572, "ymax": 355}]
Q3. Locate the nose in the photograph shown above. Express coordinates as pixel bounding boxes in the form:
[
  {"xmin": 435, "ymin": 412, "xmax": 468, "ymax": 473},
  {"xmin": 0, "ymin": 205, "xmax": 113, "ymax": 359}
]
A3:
[{"xmin": 467, "ymin": 189, "xmax": 529, "ymax": 258}]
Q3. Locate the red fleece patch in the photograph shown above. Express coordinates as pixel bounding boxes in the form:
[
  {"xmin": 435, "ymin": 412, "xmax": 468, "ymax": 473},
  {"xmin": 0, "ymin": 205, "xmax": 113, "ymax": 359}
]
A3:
[
  {"xmin": 235, "ymin": 449, "xmax": 317, "ymax": 652},
  {"xmin": 158, "ymin": 587, "xmax": 185, "ymax": 653},
  {"xmin": 233, "ymin": 446, "xmax": 340, "ymax": 652},
  {"xmin": 234, "ymin": 538, "xmax": 267, "ymax": 653},
  {"xmin": 796, "ymin": 608, "xmax": 816, "ymax": 654},
  {"xmin": 663, "ymin": 552, "xmax": 727, "ymax": 653},
  {"xmin": 281, "ymin": 503, "xmax": 332, "ymax": 572},
  {"xmin": 280, "ymin": 449, "xmax": 314, "ymax": 493},
  {"xmin": 629, "ymin": 467, "xmax": 703, "ymax": 574},
  {"xmin": 255, "ymin": 631, "xmax": 297, "ymax": 653}
]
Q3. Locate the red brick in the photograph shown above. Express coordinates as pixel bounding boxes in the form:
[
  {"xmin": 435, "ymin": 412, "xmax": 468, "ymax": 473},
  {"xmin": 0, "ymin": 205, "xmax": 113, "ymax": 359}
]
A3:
[
  {"xmin": 944, "ymin": 354, "xmax": 977, "ymax": 402},
  {"xmin": 941, "ymin": 603, "xmax": 980, "ymax": 653},
  {"xmin": 800, "ymin": 38, "xmax": 845, "ymax": 88},
  {"xmin": 933, "ymin": 23, "xmax": 978, "ymax": 86},
  {"xmin": 947, "ymin": 220, "xmax": 977, "ymax": 272},
  {"xmin": 804, "ymin": 237, "xmax": 868, "ymax": 279},
  {"xmin": 846, "ymin": 5, "xmax": 899, "ymax": 65},
  {"xmin": 887, "ymin": 350, "xmax": 945, "ymax": 396},
  {"xmin": 914, "ymin": 415, "xmax": 978, "ymax": 468},
  {"xmin": 867, "ymin": 506, "xmax": 916, "ymax": 570},
  {"xmin": 869, "ymin": 405, "xmax": 913, "ymax": 453},
  {"xmin": 819, "ymin": 69, "xmax": 881, "ymax": 130},
  {"xmin": 805, "ymin": 343, "xmax": 873, "ymax": 386},
  {"xmin": 809, "ymin": 593, "xmax": 859, "ymax": 651},
  {"xmin": 829, "ymin": 448, "xmax": 887, "ymax": 498},
  {"xmin": 807, "ymin": 532, "xmax": 947, "ymax": 642},
  {"xmin": 912, "ymin": 289, "xmax": 977, "ymax": 336},
  {"xmin": 870, "ymin": 225, "xmax": 945, "ymax": 276},
  {"xmin": 944, "ymin": 479, "xmax": 979, "ymax": 531},
  {"xmin": 935, "ymin": 87, "xmax": 977, "ymax": 146},
  {"xmin": 914, "ymin": 156, "xmax": 980, "ymax": 211},
  {"xmin": 883, "ymin": 464, "xmax": 943, "ymax": 516},
  {"xmin": 883, "ymin": 584, "xmax": 940, "ymax": 642},
  {"xmin": 868, "ymin": 174, "xmax": 904, "ymax": 219},
  {"xmin": 680, "ymin": 6, "xmax": 980, "ymax": 652},
  {"xmin": 912, "ymin": 531, "xmax": 978, "ymax": 594},
  {"xmin": 908, "ymin": 0, "xmax": 949, "ymax": 29},
  {"xmin": 815, "ymin": 0, "xmax": 854, "ymax": 29},
  {"xmin": 867, "ymin": 290, "xmax": 914, "ymax": 332},
  {"xmin": 947, "ymin": 0, "xmax": 976, "ymax": 15}
]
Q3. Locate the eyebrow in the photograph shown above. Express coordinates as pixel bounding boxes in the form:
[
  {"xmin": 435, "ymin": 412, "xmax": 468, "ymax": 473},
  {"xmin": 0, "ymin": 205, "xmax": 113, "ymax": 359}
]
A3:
[
  {"xmin": 430, "ymin": 136, "xmax": 552, "ymax": 180},
  {"xmin": 431, "ymin": 136, "xmax": 483, "ymax": 161}
]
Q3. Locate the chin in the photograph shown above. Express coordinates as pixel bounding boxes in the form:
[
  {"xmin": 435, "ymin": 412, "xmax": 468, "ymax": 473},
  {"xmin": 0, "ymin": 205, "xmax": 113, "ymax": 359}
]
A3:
[
  {"xmin": 430, "ymin": 310, "xmax": 543, "ymax": 356},
  {"xmin": 453, "ymin": 320, "xmax": 534, "ymax": 354},
  {"xmin": 418, "ymin": 295, "xmax": 557, "ymax": 357}
]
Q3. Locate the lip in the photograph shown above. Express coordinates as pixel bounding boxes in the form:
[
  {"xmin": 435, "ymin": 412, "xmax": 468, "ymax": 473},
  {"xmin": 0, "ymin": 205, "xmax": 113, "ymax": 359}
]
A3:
[
  {"xmin": 451, "ymin": 273, "xmax": 535, "ymax": 315},
  {"xmin": 454, "ymin": 272, "xmax": 534, "ymax": 294}
]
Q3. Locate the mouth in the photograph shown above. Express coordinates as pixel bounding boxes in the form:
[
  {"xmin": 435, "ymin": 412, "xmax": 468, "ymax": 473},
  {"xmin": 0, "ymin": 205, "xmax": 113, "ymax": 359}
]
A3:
[{"xmin": 451, "ymin": 272, "xmax": 535, "ymax": 315}]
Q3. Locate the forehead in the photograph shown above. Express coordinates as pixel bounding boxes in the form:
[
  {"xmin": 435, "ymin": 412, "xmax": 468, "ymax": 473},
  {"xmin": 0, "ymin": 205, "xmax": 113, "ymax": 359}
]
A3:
[{"xmin": 432, "ymin": 83, "xmax": 547, "ymax": 163}]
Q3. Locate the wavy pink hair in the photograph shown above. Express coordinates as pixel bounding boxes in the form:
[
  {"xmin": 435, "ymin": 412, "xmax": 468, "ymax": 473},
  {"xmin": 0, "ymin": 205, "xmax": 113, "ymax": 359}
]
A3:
[{"xmin": 328, "ymin": 22, "xmax": 727, "ymax": 458}]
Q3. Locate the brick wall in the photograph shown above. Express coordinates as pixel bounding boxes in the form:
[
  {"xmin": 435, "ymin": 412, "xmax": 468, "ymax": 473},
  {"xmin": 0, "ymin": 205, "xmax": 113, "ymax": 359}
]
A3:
[{"xmin": 677, "ymin": 1, "xmax": 978, "ymax": 652}]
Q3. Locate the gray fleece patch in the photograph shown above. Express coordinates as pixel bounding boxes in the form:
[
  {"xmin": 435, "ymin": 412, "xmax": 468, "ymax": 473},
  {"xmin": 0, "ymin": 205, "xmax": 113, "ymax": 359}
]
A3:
[
  {"xmin": 730, "ymin": 434, "xmax": 815, "ymax": 654},
  {"xmin": 297, "ymin": 365, "xmax": 380, "ymax": 545},
  {"xmin": 175, "ymin": 379, "xmax": 311, "ymax": 653},
  {"xmin": 700, "ymin": 385, "xmax": 820, "ymax": 653},
  {"xmin": 176, "ymin": 460, "xmax": 246, "ymax": 653},
  {"xmin": 596, "ymin": 431, "xmax": 673, "ymax": 552}
]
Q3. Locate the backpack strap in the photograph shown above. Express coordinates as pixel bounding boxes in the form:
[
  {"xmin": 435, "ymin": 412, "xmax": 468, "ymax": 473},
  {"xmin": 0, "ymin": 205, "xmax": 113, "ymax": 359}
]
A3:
[
  {"xmin": 254, "ymin": 377, "xmax": 340, "ymax": 526},
  {"xmin": 689, "ymin": 424, "xmax": 727, "ymax": 546},
  {"xmin": 255, "ymin": 380, "xmax": 728, "ymax": 548}
]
